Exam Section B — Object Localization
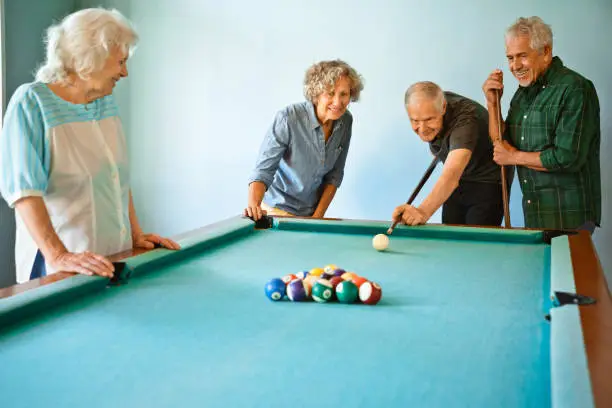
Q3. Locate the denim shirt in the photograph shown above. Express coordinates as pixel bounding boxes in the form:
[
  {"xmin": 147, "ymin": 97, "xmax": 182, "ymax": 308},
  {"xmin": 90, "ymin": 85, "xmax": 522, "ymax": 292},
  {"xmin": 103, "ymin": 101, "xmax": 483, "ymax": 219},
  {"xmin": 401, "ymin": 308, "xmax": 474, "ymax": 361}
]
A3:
[{"xmin": 248, "ymin": 100, "xmax": 353, "ymax": 216}]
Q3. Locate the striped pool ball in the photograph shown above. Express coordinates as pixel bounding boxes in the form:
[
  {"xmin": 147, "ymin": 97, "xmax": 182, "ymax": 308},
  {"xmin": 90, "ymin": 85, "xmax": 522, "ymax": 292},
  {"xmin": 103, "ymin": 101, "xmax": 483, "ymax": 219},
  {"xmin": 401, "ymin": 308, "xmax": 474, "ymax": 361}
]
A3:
[
  {"xmin": 264, "ymin": 278, "xmax": 286, "ymax": 301},
  {"xmin": 336, "ymin": 280, "xmax": 359, "ymax": 304},
  {"xmin": 287, "ymin": 279, "xmax": 310, "ymax": 301},
  {"xmin": 359, "ymin": 281, "xmax": 382, "ymax": 305},
  {"xmin": 323, "ymin": 264, "xmax": 338, "ymax": 274},
  {"xmin": 312, "ymin": 279, "xmax": 334, "ymax": 303},
  {"xmin": 281, "ymin": 274, "xmax": 297, "ymax": 284},
  {"xmin": 296, "ymin": 270, "xmax": 310, "ymax": 280},
  {"xmin": 309, "ymin": 268, "xmax": 324, "ymax": 277},
  {"xmin": 341, "ymin": 272, "xmax": 357, "ymax": 281}
]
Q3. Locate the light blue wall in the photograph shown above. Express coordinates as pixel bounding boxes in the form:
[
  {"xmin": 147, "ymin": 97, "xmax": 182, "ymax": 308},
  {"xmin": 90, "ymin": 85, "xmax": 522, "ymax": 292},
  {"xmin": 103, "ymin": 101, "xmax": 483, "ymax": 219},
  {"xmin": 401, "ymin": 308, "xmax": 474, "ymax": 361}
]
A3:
[
  {"xmin": 106, "ymin": 0, "xmax": 611, "ymax": 284},
  {"xmin": 0, "ymin": 0, "xmax": 76, "ymax": 288}
]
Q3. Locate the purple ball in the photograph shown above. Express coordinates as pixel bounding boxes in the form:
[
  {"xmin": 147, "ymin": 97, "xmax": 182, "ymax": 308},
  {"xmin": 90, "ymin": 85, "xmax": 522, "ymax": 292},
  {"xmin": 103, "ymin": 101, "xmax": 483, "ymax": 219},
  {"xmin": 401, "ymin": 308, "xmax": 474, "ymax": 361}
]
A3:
[
  {"xmin": 287, "ymin": 279, "xmax": 310, "ymax": 301},
  {"xmin": 333, "ymin": 268, "xmax": 346, "ymax": 277}
]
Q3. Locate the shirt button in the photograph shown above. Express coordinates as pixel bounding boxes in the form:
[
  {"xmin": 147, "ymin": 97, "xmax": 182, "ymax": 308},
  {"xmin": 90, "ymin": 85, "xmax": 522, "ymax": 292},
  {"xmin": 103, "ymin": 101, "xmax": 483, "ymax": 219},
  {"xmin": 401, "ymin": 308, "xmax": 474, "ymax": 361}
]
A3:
[
  {"xmin": 523, "ymin": 115, "xmax": 527, "ymax": 119},
  {"xmin": 521, "ymin": 137, "xmax": 525, "ymax": 141},
  {"xmin": 523, "ymin": 179, "xmax": 528, "ymax": 184},
  {"xmin": 527, "ymin": 200, "xmax": 531, "ymax": 204}
]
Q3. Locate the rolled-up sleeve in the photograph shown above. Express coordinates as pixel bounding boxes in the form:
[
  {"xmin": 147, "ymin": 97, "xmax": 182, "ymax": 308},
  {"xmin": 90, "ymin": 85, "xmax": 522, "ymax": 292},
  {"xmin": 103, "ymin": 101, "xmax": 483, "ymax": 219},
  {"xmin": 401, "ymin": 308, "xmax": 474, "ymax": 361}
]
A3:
[
  {"xmin": 323, "ymin": 116, "xmax": 353, "ymax": 188},
  {"xmin": 540, "ymin": 83, "xmax": 600, "ymax": 173},
  {"xmin": 0, "ymin": 86, "xmax": 49, "ymax": 208},
  {"xmin": 248, "ymin": 111, "xmax": 289, "ymax": 187}
]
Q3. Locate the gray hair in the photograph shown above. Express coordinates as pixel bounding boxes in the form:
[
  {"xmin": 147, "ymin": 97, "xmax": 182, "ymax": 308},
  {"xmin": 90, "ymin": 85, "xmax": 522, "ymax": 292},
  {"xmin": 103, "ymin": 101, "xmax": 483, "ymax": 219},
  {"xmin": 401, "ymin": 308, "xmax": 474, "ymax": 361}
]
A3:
[
  {"xmin": 404, "ymin": 81, "xmax": 445, "ymax": 112},
  {"xmin": 505, "ymin": 16, "xmax": 553, "ymax": 53},
  {"xmin": 35, "ymin": 8, "xmax": 139, "ymax": 83},
  {"xmin": 303, "ymin": 59, "xmax": 364, "ymax": 103}
]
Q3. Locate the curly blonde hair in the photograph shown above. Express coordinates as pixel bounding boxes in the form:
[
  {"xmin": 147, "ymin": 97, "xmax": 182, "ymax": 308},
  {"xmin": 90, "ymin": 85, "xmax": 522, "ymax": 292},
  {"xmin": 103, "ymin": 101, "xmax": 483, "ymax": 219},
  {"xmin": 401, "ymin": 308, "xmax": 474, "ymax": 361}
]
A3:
[{"xmin": 303, "ymin": 59, "xmax": 364, "ymax": 103}]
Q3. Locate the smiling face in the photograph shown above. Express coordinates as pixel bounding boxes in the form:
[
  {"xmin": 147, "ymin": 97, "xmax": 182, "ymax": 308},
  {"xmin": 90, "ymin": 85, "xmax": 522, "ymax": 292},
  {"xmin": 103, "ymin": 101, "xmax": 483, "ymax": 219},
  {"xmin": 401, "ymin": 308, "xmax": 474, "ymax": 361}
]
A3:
[
  {"xmin": 406, "ymin": 96, "xmax": 446, "ymax": 142},
  {"xmin": 83, "ymin": 46, "xmax": 129, "ymax": 99},
  {"xmin": 505, "ymin": 34, "xmax": 552, "ymax": 87},
  {"xmin": 315, "ymin": 76, "xmax": 352, "ymax": 124}
]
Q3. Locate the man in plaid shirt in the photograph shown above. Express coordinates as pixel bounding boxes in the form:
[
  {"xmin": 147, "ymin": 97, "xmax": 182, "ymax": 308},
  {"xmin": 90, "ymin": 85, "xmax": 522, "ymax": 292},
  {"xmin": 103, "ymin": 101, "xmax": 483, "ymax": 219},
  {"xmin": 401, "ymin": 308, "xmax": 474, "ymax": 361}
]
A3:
[{"xmin": 483, "ymin": 16, "xmax": 601, "ymax": 232}]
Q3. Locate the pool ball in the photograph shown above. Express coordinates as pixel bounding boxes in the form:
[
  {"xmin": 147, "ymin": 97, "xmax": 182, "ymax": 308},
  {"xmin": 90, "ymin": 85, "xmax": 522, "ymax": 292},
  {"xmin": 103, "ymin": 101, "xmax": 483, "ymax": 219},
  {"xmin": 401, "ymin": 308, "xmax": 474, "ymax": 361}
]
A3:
[
  {"xmin": 323, "ymin": 264, "xmax": 338, "ymax": 273},
  {"xmin": 264, "ymin": 278, "xmax": 286, "ymax": 301},
  {"xmin": 341, "ymin": 272, "xmax": 357, "ymax": 281},
  {"xmin": 312, "ymin": 279, "xmax": 333, "ymax": 303},
  {"xmin": 336, "ymin": 281, "xmax": 359, "ymax": 304},
  {"xmin": 287, "ymin": 279, "xmax": 310, "ymax": 301},
  {"xmin": 309, "ymin": 268, "xmax": 324, "ymax": 277},
  {"xmin": 351, "ymin": 276, "xmax": 368, "ymax": 289},
  {"xmin": 281, "ymin": 274, "xmax": 297, "ymax": 284},
  {"xmin": 359, "ymin": 281, "xmax": 382, "ymax": 305},
  {"xmin": 372, "ymin": 234, "xmax": 389, "ymax": 251},
  {"xmin": 329, "ymin": 276, "xmax": 344, "ymax": 300},
  {"xmin": 321, "ymin": 272, "xmax": 334, "ymax": 280},
  {"xmin": 332, "ymin": 268, "xmax": 346, "ymax": 277},
  {"xmin": 296, "ymin": 270, "xmax": 310, "ymax": 280}
]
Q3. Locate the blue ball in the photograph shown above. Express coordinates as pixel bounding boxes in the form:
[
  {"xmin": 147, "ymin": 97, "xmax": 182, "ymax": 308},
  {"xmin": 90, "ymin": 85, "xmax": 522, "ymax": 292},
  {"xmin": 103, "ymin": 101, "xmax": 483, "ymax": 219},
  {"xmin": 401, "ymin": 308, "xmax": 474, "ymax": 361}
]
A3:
[{"xmin": 265, "ymin": 278, "xmax": 286, "ymax": 301}]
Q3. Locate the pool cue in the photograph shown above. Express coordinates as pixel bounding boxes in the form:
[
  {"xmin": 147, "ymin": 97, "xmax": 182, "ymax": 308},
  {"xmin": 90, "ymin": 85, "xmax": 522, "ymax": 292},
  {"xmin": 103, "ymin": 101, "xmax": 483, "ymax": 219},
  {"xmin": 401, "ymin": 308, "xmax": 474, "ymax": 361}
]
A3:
[
  {"xmin": 386, "ymin": 155, "xmax": 440, "ymax": 235},
  {"xmin": 496, "ymin": 89, "xmax": 511, "ymax": 228}
]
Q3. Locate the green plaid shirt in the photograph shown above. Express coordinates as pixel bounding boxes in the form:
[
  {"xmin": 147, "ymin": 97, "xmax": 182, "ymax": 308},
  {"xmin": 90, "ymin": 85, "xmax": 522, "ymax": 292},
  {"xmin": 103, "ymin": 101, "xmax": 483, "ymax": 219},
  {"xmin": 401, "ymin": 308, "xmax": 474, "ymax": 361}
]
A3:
[{"xmin": 505, "ymin": 57, "xmax": 601, "ymax": 230}]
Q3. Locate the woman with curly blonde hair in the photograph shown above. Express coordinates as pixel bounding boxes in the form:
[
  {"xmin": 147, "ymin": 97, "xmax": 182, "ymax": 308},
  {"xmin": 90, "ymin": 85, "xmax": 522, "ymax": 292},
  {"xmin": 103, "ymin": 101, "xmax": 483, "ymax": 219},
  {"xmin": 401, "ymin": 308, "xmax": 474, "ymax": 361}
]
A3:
[{"xmin": 245, "ymin": 59, "xmax": 364, "ymax": 220}]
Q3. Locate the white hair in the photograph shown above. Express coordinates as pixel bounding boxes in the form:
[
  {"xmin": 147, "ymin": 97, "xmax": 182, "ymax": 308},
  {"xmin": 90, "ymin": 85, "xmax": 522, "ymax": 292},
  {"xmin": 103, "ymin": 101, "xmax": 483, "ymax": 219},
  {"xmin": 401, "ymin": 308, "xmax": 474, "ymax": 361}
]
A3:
[
  {"xmin": 35, "ymin": 8, "xmax": 138, "ymax": 83},
  {"xmin": 404, "ymin": 81, "xmax": 445, "ymax": 113},
  {"xmin": 505, "ymin": 16, "xmax": 553, "ymax": 53}
]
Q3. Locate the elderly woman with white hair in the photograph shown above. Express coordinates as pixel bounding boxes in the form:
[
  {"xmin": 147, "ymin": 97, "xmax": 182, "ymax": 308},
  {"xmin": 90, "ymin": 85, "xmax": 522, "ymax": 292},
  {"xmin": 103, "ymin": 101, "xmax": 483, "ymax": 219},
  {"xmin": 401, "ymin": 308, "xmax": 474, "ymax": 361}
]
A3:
[
  {"xmin": 0, "ymin": 8, "xmax": 179, "ymax": 283},
  {"xmin": 245, "ymin": 59, "xmax": 364, "ymax": 220}
]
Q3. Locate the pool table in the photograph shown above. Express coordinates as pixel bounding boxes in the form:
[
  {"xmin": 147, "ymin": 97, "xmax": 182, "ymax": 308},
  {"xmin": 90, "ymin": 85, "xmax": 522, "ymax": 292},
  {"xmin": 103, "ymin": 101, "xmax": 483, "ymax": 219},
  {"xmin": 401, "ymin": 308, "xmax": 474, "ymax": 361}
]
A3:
[{"xmin": 1, "ymin": 216, "xmax": 611, "ymax": 408}]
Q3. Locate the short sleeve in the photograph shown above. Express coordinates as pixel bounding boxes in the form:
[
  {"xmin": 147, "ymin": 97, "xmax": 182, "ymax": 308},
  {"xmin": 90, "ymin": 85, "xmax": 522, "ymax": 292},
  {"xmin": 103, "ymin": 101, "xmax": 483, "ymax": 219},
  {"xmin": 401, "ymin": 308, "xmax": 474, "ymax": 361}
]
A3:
[
  {"xmin": 448, "ymin": 114, "xmax": 479, "ymax": 152},
  {"xmin": 0, "ymin": 85, "xmax": 49, "ymax": 207}
]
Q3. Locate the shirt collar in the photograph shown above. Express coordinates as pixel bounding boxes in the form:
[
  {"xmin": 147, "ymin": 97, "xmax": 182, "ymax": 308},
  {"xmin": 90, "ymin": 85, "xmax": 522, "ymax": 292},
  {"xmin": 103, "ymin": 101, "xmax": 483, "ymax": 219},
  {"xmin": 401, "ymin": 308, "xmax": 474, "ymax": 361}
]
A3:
[
  {"xmin": 533, "ymin": 56, "xmax": 563, "ymax": 87},
  {"xmin": 307, "ymin": 101, "xmax": 345, "ymax": 130}
]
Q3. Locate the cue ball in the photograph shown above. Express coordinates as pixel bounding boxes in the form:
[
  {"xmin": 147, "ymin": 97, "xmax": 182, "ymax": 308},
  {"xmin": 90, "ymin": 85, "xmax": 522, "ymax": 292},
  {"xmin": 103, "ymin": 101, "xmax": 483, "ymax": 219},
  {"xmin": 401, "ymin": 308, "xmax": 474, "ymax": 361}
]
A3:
[{"xmin": 372, "ymin": 234, "xmax": 389, "ymax": 251}]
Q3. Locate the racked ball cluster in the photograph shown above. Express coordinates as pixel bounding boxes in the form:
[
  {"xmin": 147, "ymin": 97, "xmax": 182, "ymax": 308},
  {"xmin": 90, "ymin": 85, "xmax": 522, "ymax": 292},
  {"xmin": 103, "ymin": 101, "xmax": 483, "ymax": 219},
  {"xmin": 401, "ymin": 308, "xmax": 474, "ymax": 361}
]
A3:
[{"xmin": 264, "ymin": 264, "xmax": 382, "ymax": 305}]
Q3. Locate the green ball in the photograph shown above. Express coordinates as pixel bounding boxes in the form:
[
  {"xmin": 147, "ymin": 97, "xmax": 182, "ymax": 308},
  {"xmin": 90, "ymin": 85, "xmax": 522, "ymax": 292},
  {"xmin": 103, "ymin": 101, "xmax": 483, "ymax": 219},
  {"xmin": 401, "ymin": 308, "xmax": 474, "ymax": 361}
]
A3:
[
  {"xmin": 336, "ymin": 281, "xmax": 358, "ymax": 304},
  {"xmin": 312, "ymin": 279, "xmax": 333, "ymax": 303}
]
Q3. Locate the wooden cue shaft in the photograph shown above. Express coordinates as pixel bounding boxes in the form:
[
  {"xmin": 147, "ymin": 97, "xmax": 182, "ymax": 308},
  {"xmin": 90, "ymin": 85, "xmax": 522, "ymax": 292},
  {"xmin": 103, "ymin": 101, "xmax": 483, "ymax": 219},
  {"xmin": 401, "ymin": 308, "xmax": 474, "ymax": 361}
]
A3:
[{"xmin": 496, "ymin": 89, "xmax": 511, "ymax": 228}]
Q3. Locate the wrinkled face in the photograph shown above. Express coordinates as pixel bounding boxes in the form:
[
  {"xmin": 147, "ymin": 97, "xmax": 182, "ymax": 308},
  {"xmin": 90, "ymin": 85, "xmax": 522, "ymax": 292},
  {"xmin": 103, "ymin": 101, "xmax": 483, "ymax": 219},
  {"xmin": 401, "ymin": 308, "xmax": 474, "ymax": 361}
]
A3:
[
  {"xmin": 315, "ymin": 76, "xmax": 352, "ymax": 122},
  {"xmin": 406, "ymin": 97, "xmax": 446, "ymax": 142},
  {"xmin": 85, "ymin": 46, "xmax": 129, "ymax": 98},
  {"xmin": 505, "ymin": 34, "xmax": 551, "ymax": 87}
]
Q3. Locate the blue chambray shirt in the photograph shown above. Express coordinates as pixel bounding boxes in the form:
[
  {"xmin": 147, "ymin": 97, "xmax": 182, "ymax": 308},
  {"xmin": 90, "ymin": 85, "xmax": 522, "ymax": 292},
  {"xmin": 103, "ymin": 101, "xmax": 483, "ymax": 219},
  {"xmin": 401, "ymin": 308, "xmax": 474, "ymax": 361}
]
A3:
[{"xmin": 248, "ymin": 100, "xmax": 353, "ymax": 216}]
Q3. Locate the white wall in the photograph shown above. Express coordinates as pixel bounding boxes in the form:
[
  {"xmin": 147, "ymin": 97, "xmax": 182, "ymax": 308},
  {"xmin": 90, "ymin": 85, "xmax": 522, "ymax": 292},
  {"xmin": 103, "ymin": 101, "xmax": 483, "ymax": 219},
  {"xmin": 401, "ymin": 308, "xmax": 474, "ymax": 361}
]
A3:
[{"xmin": 89, "ymin": 0, "xmax": 612, "ymax": 282}]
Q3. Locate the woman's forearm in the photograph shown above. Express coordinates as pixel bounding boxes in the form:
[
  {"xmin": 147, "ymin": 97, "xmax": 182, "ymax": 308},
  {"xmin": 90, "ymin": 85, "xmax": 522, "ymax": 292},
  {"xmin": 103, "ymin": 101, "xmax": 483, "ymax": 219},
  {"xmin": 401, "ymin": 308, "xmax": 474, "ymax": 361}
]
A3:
[{"xmin": 14, "ymin": 196, "xmax": 67, "ymax": 263}]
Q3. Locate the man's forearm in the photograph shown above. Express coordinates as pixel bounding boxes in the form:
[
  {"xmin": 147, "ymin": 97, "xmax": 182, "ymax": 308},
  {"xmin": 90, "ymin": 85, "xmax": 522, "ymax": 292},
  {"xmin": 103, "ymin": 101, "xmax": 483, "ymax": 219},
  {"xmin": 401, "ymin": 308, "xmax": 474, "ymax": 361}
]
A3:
[
  {"xmin": 14, "ymin": 196, "xmax": 67, "ymax": 262},
  {"xmin": 515, "ymin": 151, "xmax": 548, "ymax": 171},
  {"xmin": 313, "ymin": 184, "xmax": 337, "ymax": 218},
  {"xmin": 419, "ymin": 175, "xmax": 460, "ymax": 218}
]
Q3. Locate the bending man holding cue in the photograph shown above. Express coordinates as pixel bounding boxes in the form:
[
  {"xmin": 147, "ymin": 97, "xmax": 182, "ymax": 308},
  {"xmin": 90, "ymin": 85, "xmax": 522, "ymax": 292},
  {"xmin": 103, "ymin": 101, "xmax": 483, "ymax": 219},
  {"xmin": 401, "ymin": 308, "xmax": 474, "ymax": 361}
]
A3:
[{"xmin": 392, "ymin": 81, "xmax": 506, "ymax": 227}]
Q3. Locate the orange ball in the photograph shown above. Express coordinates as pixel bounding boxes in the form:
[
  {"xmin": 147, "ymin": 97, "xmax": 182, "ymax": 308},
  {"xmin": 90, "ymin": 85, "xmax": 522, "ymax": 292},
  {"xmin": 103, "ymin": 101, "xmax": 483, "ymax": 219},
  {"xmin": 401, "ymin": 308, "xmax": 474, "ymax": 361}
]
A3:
[{"xmin": 351, "ymin": 276, "xmax": 368, "ymax": 289}]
